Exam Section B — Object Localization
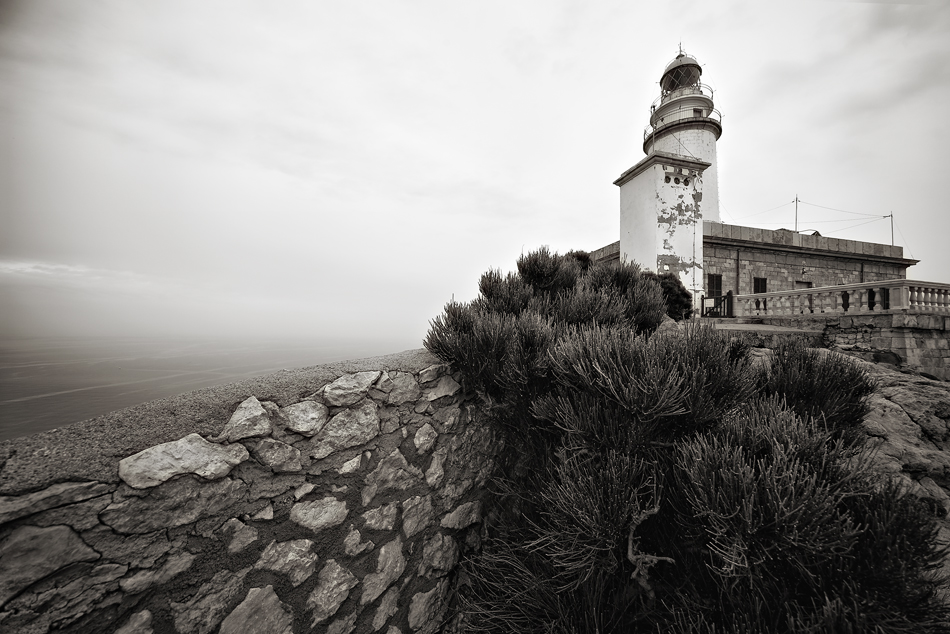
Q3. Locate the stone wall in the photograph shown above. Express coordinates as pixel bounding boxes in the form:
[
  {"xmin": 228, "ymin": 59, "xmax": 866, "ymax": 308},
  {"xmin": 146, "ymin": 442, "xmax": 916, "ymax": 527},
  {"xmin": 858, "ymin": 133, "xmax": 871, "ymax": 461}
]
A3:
[
  {"xmin": 744, "ymin": 313, "xmax": 950, "ymax": 381},
  {"xmin": 826, "ymin": 313, "xmax": 950, "ymax": 381},
  {"xmin": 0, "ymin": 350, "xmax": 495, "ymax": 634},
  {"xmin": 704, "ymin": 244, "xmax": 907, "ymax": 297}
]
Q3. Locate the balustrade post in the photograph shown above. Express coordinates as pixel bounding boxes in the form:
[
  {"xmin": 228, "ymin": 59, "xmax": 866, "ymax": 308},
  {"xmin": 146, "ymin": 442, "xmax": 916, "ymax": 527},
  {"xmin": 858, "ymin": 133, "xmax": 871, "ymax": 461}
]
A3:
[
  {"xmin": 871, "ymin": 287, "xmax": 880, "ymax": 312},
  {"xmin": 896, "ymin": 284, "xmax": 910, "ymax": 311}
]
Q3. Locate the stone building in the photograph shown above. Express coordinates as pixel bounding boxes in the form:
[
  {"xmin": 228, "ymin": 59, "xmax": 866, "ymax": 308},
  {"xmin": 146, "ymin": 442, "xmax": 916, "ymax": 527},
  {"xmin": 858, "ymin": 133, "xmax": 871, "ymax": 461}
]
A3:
[
  {"xmin": 593, "ymin": 49, "xmax": 917, "ymax": 305},
  {"xmin": 591, "ymin": 222, "xmax": 917, "ymax": 301}
]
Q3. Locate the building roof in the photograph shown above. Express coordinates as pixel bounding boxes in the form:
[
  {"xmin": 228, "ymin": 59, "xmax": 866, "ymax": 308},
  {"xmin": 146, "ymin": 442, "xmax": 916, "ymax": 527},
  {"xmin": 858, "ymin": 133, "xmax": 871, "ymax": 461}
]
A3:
[{"xmin": 702, "ymin": 222, "xmax": 919, "ymax": 266}]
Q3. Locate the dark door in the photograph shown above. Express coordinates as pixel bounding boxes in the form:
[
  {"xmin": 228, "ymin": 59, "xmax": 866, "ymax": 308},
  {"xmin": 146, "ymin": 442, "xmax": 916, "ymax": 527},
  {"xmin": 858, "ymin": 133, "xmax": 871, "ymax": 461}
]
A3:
[{"xmin": 753, "ymin": 277, "xmax": 767, "ymax": 311}]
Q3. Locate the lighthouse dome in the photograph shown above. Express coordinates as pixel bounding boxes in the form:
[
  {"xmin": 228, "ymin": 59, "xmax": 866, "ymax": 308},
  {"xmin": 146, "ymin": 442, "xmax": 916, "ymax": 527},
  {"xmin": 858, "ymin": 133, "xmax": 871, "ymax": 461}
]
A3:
[{"xmin": 660, "ymin": 53, "xmax": 702, "ymax": 91}]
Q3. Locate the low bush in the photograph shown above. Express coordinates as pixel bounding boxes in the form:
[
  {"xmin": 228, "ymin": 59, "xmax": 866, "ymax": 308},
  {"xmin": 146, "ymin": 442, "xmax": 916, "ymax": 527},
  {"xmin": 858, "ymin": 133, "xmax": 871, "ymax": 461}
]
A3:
[
  {"xmin": 758, "ymin": 338, "xmax": 877, "ymax": 445},
  {"xmin": 424, "ymin": 248, "xmax": 948, "ymax": 633},
  {"xmin": 643, "ymin": 271, "xmax": 694, "ymax": 320}
]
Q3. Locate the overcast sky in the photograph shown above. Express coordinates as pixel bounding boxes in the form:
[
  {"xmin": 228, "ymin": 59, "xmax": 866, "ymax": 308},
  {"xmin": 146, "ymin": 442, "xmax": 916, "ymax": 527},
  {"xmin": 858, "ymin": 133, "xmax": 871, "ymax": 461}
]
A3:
[{"xmin": 1, "ymin": 0, "xmax": 948, "ymax": 351}]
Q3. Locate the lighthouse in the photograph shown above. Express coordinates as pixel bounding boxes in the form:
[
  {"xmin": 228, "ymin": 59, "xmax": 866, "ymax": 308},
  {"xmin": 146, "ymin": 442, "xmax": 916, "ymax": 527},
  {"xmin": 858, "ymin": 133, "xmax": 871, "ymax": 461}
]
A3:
[{"xmin": 615, "ymin": 50, "xmax": 722, "ymax": 306}]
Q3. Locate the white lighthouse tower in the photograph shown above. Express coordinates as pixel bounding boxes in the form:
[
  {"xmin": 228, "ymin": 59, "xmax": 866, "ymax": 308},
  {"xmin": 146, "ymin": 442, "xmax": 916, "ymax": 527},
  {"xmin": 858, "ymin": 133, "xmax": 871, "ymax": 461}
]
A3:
[{"xmin": 615, "ymin": 50, "xmax": 722, "ymax": 306}]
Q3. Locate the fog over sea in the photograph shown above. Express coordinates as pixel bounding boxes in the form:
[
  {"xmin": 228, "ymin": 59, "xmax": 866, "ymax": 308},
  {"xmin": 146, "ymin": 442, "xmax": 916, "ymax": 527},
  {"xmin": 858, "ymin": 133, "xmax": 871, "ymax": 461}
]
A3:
[{"xmin": 0, "ymin": 337, "xmax": 402, "ymax": 442}]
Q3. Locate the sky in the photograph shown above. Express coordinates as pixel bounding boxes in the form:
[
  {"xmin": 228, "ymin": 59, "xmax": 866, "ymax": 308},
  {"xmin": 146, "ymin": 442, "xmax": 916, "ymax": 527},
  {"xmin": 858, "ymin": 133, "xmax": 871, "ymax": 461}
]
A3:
[{"xmin": 1, "ymin": 0, "xmax": 948, "ymax": 352}]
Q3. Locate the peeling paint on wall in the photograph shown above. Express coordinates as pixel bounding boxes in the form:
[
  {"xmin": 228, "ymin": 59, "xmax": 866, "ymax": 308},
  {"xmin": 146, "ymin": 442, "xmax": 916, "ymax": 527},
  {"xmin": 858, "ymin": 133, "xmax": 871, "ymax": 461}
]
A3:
[
  {"xmin": 654, "ymin": 169, "xmax": 704, "ymax": 301},
  {"xmin": 619, "ymin": 155, "xmax": 712, "ymax": 306}
]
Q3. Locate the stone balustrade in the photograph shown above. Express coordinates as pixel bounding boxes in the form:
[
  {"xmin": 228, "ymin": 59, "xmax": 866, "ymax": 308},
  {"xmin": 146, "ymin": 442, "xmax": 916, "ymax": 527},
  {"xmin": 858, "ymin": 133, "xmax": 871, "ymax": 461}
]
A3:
[{"xmin": 735, "ymin": 279, "xmax": 950, "ymax": 318}]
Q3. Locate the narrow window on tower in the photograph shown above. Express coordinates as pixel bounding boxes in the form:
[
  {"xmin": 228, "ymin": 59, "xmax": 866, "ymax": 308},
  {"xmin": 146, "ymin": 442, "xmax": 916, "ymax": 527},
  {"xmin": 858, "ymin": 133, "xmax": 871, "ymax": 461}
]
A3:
[{"xmin": 693, "ymin": 108, "xmax": 703, "ymax": 118}]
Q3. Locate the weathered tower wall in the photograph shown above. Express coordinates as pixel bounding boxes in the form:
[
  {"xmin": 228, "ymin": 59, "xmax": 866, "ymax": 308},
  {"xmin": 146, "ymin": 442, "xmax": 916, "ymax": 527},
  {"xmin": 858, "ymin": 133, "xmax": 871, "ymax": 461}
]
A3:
[
  {"xmin": 617, "ymin": 152, "xmax": 710, "ymax": 304},
  {"xmin": 645, "ymin": 128, "xmax": 720, "ymax": 223}
]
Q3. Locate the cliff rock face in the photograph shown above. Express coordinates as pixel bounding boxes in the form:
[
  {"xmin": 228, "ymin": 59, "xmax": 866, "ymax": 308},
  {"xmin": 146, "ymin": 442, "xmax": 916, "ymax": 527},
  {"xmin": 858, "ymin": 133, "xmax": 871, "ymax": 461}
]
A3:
[
  {"xmin": 0, "ymin": 352, "xmax": 496, "ymax": 634},
  {"xmin": 853, "ymin": 357, "xmax": 950, "ymax": 574}
]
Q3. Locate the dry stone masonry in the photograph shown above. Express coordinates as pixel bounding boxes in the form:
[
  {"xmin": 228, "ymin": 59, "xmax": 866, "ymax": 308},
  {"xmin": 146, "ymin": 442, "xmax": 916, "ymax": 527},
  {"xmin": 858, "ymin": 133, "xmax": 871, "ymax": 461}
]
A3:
[{"xmin": 0, "ymin": 361, "xmax": 495, "ymax": 634}]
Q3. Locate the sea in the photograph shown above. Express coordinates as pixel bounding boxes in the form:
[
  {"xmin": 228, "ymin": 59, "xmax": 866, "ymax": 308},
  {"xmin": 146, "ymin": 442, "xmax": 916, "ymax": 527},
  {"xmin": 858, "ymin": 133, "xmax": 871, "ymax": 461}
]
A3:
[{"xmin": 0, "ymin": 336, "xmax": 405, "ymax": 442}]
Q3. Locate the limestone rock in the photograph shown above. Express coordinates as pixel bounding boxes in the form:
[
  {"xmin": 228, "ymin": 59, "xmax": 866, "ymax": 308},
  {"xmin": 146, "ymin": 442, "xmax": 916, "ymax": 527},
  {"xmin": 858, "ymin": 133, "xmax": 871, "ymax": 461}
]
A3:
[
  {"xmin": 219, "ymin": 585, "xmax": 293, "ymax": 634},
  {"xmin": 344, "ymin": 526, "xmax": 374, "ymax": 556},
  {"xmin": 80, "ymin": 526, "xmax": 172, "ymax": 569},
  {"xmin": 119, "ymin": 551, "xmax": 195, "ymax": 594},
  {"xmin": 388, "ymin": 372, "xmax": 422, "ymax": 405},
  {"xmin": 441, "ymin": 500, "xmax": 482, "ymax": 529},
  {"xmin": 252, "ymin": 504, "xmax": 275, "ymax": 520},
  {"xmin": 425, "ymin": 376, "xmax": 460, "ymax": 402},
  {"xmin": 245, "ymin": 472, "xmax": 307, "ymax": 502},
  {"xmin": 361, "ymin": 537, "xmax": 406, "ymax": 605},
  {"xmin": 362, "ymin": 448, "xmax": 424, "ymax": 506},
  {"xmin": 419, "ymin": 363, "xmax": 450, "ymax": 385},
  {"xmin": 0, "ymin": 561, "xmax": 125, "ymax": 632},
  {"xmin": 219, "ymin": 396, "xmax": 273, "ymax": 442},
  {"xmin": 171, "ymin": 566, "xmax": 251, "ymax": 634},
  {"xmin": 250, "ymin": 438, "xmax": 302, "ymax": 473},
  {"xmin": 338, "ymin": 453, "xmax": 364, "ymax": 474},
  {"xmin": 414, "ymin": 423, "xmax": 438, "ymax": 454},
  {"xmin": 311, "ymin": 400, "xmax": 380, "ymax": 460},
  {"xmin": 281, "ymin": 400, "xmax": 330, "ymax": 436},
  {"xmin": 418, "ymin": 532, "xmax": 459, "ymax": 578},
  {"xmin": 291, "ymin": 497, "xmax": 348, "ymax": 532},
  {"xmin": 433, "ymin": 404, "xmax": 461, "ymax": 430},
  {"xmin": 30, "ymin": 493, "xmax": 112, "ymax": 531},
  {"xmin": 403, "ymin": 495, "xmax": 435, "ymax": 538},
  {"xmin": 388, "ymin": 627, "xmax": 404, "ymax": 634},
  {"xmin": 221, "ymin": 518, "xmax": 259, "ymax": 553},
  {"xmin": 363, "ymin": 503, "xmax": 398, "ymax": 531},
  {"xmin": 324, "ymin": 371, "xmax": 382, "ymax": 406},
  {"xmin": 0, "ymin": 481, "xmax": 113, "ymax": 525},
  {"xmin": 118, "ymin": 433, "xmax": 249, "ymax": 489},
  {"xmin": 373, "ymin": 586, "xmax": 400, "ymax": 631},
  {"xmin": 295, "ymin": 483, "xmax": 316, "ymax": 499},
  {"xmin": 255, "ymin": 539, "xmax": 318, "ymax": 587},
  {"xmin": 380, "ymin": 408, "xmax": 402, "ymax": 434},
  {"xmin": 425, "ymin": 447, "xmax": 447, "ymax": 489},
  {"xmin": 115, "ymin": 609, "xmax": 153, "ymax": 634},
  {"xmin": 308, "ymin": 559, "xmax": 358, "ymax": 625},
  {"xmin": 408, "ymin": 579, "xmax": 449, "ymax": 634},
  {"xmin": 328, "ymin": 611, "xmax": 359, "ymax": 634},
  {"xmin": 0, "ymin": 525, "xmax": 99, "ymax": 606},
  {"xmin": 374, "ymin": 371, "xmax": 395, "ymax": 393},
  {"xmin": 101, "ymin": 476, "xmax": 247, "ymax": 534}
]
